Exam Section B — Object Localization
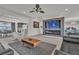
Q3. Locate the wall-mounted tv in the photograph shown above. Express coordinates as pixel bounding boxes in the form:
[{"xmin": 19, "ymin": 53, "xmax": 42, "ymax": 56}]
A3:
[{"xmin": 47, "ymin": 19, "xmax": 61, "ymax": 29}]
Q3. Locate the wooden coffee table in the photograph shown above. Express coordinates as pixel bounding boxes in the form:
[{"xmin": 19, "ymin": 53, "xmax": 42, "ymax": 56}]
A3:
[{"xmin": 21, "ymin": 37, "xmax": 41, "ymax": 47}]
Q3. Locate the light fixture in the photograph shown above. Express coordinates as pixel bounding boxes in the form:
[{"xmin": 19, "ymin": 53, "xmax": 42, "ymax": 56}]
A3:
[
  {"xmin": 23, "ymin": 11, "xmax": 26, "ymax": 14},
  {"xmin": 65, "ymin": 8, "xmax": 68, "ymax": 11},
  {"xmin": 29, "ymin": 4, "xmax": 45, "ymax": 13}
]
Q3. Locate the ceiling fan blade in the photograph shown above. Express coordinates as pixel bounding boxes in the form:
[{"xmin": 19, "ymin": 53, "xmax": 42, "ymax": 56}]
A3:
[
  {"xmin": 30, "ymin": 4, "xmax": 45, "ymax": 13},
  {"xmin": 40, "ymin": 11, "xmax": 45, "ymax": 13},
  {"xmin": 30, "ymin": 11, "xmax": 34, "ymax": 13}
]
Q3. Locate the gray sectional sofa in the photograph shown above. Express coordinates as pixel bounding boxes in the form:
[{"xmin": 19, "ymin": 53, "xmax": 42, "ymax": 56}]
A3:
[
  {"xmin": 54, "ymin": 50, "xmax": 69, "ymax": 55},
  {"xmin": 0, "ymin": 42, "xmax": 14, "ymax": 55}
]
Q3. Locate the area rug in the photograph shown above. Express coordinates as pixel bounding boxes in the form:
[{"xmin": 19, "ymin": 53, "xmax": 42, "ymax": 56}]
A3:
[
  {"xmin": 61, "ymin": 41, "xmax": 79, "ymax": 55},
  {"xmin": 9, "ymin": 41, "xmax": 56, "ymax": 55}
]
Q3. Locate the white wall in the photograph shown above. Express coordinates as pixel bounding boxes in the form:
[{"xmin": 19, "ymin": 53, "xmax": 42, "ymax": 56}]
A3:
[
  {"xmin": 39, "ymin": 21, "xmax": 43, "ymax": 34},
  {"xmin": 0, "ymin": 16, "xmax": 44, "ymax": 36},
  {"xmin": 28, "ymin": 19, "xmax": 40, "ymax": 35}
]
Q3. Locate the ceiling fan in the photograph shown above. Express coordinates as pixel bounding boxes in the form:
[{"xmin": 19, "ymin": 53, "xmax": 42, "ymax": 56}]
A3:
[{"xmin": 30, "ymin": 4, "xmax": 45, "ymax": 13}]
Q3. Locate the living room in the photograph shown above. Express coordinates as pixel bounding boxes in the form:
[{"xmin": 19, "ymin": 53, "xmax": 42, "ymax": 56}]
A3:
[{"xmin": 0, "ymin": 4, "xmax": 79, "ymax": 55}]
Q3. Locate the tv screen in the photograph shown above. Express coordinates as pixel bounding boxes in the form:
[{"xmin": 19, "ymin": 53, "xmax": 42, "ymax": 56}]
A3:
[
  {"xmin": 0, "ymin": 22, "xmax": 11, "ymax": 30},
  {"xmin": 47, "ymin": 19, "xmax": 60, "ymax": 29}
]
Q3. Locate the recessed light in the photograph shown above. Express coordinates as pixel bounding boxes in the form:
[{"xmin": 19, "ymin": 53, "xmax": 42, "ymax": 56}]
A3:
[
  {"xmin": 23, "ymin": 11, "xmax": 26, "ymax": 14},
  {"xmin": 65, "ymin": 8, "xmax": 68, "ymax": 11}
]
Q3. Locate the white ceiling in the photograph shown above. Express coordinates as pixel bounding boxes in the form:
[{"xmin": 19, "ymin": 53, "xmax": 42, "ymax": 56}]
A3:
[{"xmin": 0, "ymin": 4, "xmax": 79, "ymax": 19}]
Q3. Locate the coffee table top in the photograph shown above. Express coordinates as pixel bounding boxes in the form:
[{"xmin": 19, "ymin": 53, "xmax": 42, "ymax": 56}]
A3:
[{"xmin": 22, "ymin": 37, "xmax": 41, "ymax": 46}]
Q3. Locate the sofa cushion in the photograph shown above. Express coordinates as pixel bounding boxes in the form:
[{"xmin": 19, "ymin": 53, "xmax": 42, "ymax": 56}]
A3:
[
  {"xmin": 54, "ymin": 50, "xmax": 70, "ymax": 55},
  {"xmin": 0, "ymin": 43, "xmax": 14, "ymax": 55},
  {"xmin": 0, "ymin": 43, "xmax": 5, "ymax": 52},
  {"xmin": 0, "ymin": 48, "xmax": 14, "ymax": 55}
]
